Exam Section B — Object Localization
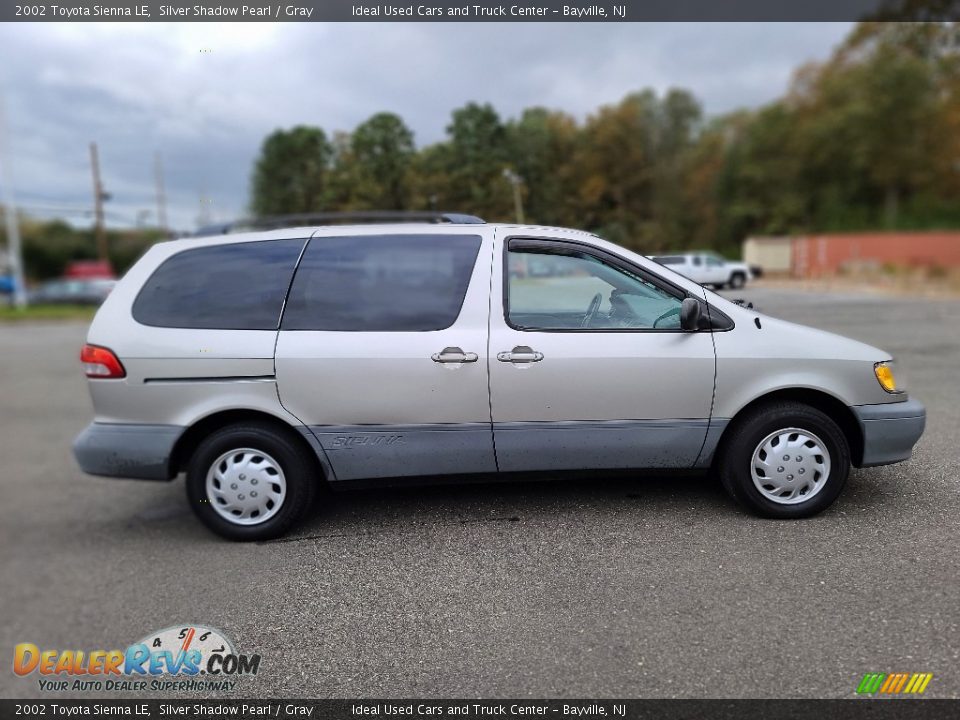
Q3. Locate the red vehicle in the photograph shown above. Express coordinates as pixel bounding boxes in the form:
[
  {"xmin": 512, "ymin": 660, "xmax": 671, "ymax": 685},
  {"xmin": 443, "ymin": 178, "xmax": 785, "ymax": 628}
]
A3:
[{"xmin": 64, "ymin": 260, "xmax": 115, "ymax": 280}]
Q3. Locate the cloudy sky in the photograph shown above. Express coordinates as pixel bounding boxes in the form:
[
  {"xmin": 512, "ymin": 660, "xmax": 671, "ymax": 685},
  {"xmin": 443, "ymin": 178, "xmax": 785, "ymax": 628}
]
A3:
[{"xmin": 0, "ymin": 22, "xmax": 852, "ymax": 231}]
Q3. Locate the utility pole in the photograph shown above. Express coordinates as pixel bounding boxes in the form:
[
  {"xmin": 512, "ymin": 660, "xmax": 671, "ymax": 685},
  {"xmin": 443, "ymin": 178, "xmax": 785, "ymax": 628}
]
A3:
[
  {"xmin": 89, "ymin": 142, "xmax": 108, "ymax": 260},
  {"xmin": 0, "ymin": 96, "xmax": 27, "ymax": 308},
  {"xmin": 153, "ymin": 151, "xmax": 168, "ymax": 235},
  {"xmin": 503, "ymin": 168, "xmax": 525, "ymax": 224}
]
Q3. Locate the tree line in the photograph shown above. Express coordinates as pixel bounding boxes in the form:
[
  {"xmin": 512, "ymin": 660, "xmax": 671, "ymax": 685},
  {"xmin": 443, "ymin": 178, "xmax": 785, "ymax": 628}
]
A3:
[
  {"xmin": 5, "ymin": 21, "xmax": 959, "ymax": 283},
  {"xmin": 250, "ymin": 22, "xmax": 960, "ymax": 256},
  {"xmin": 4, "ymin": 216, "xmax": 164, "ymax": 281}
]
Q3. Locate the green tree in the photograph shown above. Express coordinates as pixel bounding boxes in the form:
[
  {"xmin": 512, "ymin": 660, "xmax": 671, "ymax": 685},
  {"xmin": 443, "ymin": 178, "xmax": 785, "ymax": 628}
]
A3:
[
  {"xmin": 0, "ymin": 213, "xmax": 160, "ymax": 281},
  {"xmin": 713, "ymin": 105, "xmax": 807, "ymax": 248},
  {"xmin": 409, "ymin": 142, "xmax": 454, "ymax": 212},
  {"xmin": 790, "ymin": 44, "xmax": 938, "ymax": 228},
  {"xmin": 250, "ymin": 126, "xmax": 333, "ymax": 216},
  {"xmin": 572, "ymin": 91, "xmax": 658, "ymax": 246},
  {"xmin": 349, "ymin": 112, "xmax": 415, "ymax": 209},
  {"xmin": 327, "ymin": 130, "xmax": 361, "ymax": 210},
  {"xmin": 505, "ymin": 107, "xmax": 579, "ymax": 226},
  {"xmin": 443, "ymin": 102, "xmax": 513, "ymax": 219},
  {"xmin": 649, "ymin": 88, "xmax": 704, "ymax": 249},
  {"xmin": 572, "ymin": 89, "xmax": 703, "ymax": 248}
]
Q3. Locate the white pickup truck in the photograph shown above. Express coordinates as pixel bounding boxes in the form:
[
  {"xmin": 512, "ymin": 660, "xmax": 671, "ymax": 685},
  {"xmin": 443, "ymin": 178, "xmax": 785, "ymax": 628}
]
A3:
[{"xmin": 649, "ymin": 252, "xmax": 753, "ymax": 290}]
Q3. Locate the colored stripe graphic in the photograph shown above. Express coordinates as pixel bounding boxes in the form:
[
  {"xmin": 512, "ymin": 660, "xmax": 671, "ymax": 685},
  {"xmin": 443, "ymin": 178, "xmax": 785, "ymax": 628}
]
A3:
[
  {"xmin": 892, "ymin": 673, "xmax": 909, "ymax": 693},
  {"xmin": 857, "ymin": 673, "xmax": 885, "ymax": 694},
  {"xmin": 879, "ymin": 674, "xmax": 897, "ymax": 693},
  {"xmin": 857, "ymin": 672, "xmax": 932, "ymax": 695},
  {"xmin": 914, "ymin": 673, "xmax": 933, "ymax": 694}
]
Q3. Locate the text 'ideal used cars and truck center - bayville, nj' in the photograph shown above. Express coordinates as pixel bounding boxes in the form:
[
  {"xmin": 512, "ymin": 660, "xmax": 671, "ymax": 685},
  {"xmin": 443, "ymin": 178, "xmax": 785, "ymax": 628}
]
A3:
[{"xmin": 349, "ymin": 4, "xmax": 621, "ymax": 17}]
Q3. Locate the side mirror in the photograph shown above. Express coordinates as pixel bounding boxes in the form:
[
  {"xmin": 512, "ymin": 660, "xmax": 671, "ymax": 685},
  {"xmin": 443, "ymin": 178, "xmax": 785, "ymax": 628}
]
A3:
[{"xmin": 680, "ymin": 297, "xmax": 701, "ymax": 331}]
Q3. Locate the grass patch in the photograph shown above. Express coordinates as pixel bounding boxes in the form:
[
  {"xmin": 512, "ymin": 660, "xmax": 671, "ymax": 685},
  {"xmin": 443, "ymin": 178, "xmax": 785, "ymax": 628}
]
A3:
[{"xmin": 0, "ymin": 304, "xmax": 97, "ymax": 323}]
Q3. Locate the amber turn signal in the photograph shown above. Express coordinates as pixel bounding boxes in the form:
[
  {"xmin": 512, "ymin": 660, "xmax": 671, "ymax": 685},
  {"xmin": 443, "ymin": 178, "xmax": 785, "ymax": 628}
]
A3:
[{"xmin": 874, "ymin": 361, "xmax": 898, "ymax": 393}]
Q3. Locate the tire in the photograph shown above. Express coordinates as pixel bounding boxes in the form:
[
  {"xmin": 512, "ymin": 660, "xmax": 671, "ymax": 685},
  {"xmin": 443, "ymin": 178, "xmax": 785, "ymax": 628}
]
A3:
[
  {"xmin": 729, "ymin": 272, "xmax": 746, "ymax": 289},
  {"xmin": 717, "ymin": 402, "xmax": 850, "ymax": 519},
  {"xmin": 186, "ymin": 422, "xmax": 317, "ymax": 541}
]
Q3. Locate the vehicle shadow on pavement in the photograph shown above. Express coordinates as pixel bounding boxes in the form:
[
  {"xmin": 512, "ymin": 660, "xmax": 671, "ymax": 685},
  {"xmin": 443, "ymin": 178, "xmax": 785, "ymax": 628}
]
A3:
[
  {"xmin": 114, "ymin": 464, "xmax": 914, "ymax": 543},
  {"xmin": 270, "ymin": 472, "xmax": 740, "ymax": 544}
]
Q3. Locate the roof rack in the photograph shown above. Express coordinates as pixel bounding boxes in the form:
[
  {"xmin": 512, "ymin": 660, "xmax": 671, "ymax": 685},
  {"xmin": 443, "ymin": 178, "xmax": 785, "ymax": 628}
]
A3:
[{"xmin": 194, "ymin": 211, "xmax": 485, "ymax": 236}]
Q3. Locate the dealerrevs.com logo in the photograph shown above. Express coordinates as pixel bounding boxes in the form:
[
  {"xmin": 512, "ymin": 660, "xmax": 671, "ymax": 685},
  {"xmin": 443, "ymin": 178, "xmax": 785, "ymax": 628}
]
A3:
[{"xmin": 13, "ymin": 624, "xmax": 261, "ymax": 693}]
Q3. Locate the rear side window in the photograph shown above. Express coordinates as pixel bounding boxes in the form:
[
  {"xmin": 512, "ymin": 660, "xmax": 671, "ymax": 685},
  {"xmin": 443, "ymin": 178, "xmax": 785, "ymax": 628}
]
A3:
[
  {"xmin": 281, "ymin": 234, "xmax": 482, "ymax": 331},
  {"xmin": 132, "ymin": 239, "xmax": 306, "ymax": 330}
]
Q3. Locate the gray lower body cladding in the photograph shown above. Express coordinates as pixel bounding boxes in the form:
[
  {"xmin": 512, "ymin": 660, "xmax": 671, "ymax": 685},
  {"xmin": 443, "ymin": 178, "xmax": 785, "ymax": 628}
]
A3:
[
  {"xmin": 73, "ymin": 419, "xmax": 726, "ymax": 483},
  {"xmin": 308, "ymin": 419, "xmax": 724, "ymax": 481},
  {"xmin": 309, "ymin": 423, "xmax": 497, "ymax": 481},
  {"xmin": 493, "ymin": 419, "xmax": 719, "ymax": 473},
  {"xmin": 76, "ymin": 399, "xmax": 923, "ymax": 484},
  {"xmin": 853, "ymin": 397, "xmax": 926, "ymax": 468},
  {"xmin": 73, "ymin": 422, "xmax": 183, "ymax": 480}
]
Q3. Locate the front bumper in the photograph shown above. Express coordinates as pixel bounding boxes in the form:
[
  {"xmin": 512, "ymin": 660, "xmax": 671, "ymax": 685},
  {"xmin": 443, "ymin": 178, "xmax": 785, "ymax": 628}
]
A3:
[
  {"xmin": 73, "ymin": 422, "xmax": 183, "ymax": 480},
  {"xmin": 853, "ymin": 397, "xmax": 926, "ymax": 468}
]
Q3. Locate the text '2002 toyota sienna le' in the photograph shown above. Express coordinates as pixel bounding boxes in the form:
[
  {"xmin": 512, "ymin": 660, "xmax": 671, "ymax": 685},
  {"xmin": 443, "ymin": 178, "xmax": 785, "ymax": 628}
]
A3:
[{"xmin": 73, "ymin": 214, "xmax": 926, "ymax": 540}]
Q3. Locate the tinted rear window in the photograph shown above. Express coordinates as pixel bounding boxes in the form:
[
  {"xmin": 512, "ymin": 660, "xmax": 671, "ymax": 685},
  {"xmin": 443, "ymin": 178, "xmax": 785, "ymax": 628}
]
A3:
[
  {"xmin": 281, "ymin": 234, "xmax": 481, "ymax": 331},
  {"xmin": 132, "ymin": 239, "xmax": 306, "ymax": 330}
]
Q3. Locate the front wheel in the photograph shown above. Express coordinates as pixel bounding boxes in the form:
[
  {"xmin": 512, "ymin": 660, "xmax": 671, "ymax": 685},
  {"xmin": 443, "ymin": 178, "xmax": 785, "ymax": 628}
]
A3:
[
  {"xmin": 717, "ymin": 402, "xmax": 850, "ymax": 518},
  {"xmin": 728, "ymin": 272, "xmax": 746, "ymax": 289},
  {"xmin": 186, "ymin": 422, "xmax": 317, "ymax": 541}
]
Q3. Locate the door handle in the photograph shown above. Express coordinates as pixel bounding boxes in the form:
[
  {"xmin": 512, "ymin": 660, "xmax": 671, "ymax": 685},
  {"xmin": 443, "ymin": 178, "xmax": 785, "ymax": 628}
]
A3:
[
  {"xmin": 497, "ymin": 346, "xmax": 544, "ymax": 363},
  {"xmin": 431, "ymin": 347, "xmax": 478, "ymax": 363}
]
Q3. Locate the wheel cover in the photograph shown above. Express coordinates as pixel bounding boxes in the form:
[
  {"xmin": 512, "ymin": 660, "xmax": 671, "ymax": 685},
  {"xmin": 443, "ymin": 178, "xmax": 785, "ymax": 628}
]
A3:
[
  {"xmin": 205, "ymin": 447, "xmax": 286, "ymax": 525},
  {"xmin": 749, "ymin": 427, "xmax": 831, "ymax": 505}
]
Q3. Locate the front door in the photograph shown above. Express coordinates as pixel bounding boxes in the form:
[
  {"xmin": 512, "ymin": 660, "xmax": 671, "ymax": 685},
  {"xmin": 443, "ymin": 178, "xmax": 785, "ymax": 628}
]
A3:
[
  {"xmin": 489, "ymin": 231, "xmax": 716, "ymax": 472},
  {"xmin": 275, "ymin": 229, "xmax": 496, "ymax": 481}
]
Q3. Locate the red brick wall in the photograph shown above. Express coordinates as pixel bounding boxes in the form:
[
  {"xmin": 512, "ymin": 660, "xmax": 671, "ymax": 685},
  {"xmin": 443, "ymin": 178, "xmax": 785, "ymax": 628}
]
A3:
[{"xmin": 791, "ymin": 232, "xmax": 960, "ymax": 278}]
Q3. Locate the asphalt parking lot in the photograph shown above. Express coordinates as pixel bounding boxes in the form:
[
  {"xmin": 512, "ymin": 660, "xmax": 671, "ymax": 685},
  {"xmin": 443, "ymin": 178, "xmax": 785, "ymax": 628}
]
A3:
[{"xmin": 1, "ymin": 286, "xmax": 958, "ymax": 700}]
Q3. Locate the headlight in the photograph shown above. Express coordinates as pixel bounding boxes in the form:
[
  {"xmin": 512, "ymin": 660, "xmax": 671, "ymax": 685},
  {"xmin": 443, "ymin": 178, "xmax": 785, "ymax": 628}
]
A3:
[{"xmin": 874, "ymin": 361, "xmax": 900, "ymax": 393}]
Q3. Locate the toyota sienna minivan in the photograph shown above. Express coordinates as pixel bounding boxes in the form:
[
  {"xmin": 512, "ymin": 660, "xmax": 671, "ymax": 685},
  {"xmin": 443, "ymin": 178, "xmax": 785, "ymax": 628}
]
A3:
[{"xmin": 73, "ymin": 214, "xmax": 926, "ymax": 540}]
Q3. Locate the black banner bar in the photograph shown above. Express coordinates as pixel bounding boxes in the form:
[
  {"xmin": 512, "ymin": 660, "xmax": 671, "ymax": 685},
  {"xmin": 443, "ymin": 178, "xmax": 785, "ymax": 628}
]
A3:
[
  {"xmin": 1, "ymin": 700, "xmax": 958, "ymax": 720},
  {"xmin": 4, "ymin": 0, "xmax": 960, "ymax": 23}
]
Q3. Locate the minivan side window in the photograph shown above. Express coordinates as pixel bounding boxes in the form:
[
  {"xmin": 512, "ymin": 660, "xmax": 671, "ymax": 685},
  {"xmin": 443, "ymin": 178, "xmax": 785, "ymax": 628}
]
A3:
[
  {"xmin": 507, "ymin": 247, "xmax": 684, "ymax": 330},
  {"xmin": 281, "ymin": 234, "xmax": 482, "ymax": 332},
  {"xmin": 132, "ymin": 238, "xmax": 306, "ymax": 330}
]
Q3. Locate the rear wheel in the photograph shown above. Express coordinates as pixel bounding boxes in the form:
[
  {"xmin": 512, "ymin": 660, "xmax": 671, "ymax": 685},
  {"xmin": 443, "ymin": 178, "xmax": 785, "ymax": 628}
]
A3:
[
  {"xmin": 186, "ymin": 422, "xmax": 316, "ymax": 541},
  {"xmin": 717, "ymin": 402, "xmax": 850, "ymax": 518},
  {"xmin": 729, "ymin": 272, "xmax": 746, "ymax": 289}
]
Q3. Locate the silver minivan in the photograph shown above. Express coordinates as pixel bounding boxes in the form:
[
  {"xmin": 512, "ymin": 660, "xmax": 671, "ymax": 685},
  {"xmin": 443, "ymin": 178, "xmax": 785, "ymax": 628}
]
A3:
[{"xmin": 73, "ymin": 217, "xmax": 926, "ymax": 540}]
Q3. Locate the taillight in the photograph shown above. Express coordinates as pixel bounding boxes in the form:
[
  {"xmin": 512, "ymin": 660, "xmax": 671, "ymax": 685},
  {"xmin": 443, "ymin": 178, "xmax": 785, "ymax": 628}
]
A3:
[{"xmin": 80, "ymin": 344, "xmax": 126, "ymax": 379}]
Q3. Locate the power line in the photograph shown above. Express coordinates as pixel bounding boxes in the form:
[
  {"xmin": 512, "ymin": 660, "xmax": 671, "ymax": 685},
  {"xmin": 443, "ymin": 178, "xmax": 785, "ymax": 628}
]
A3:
[{"xmin": 14, "ymin": 204, "xmax": 153, "ymax": 228}]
